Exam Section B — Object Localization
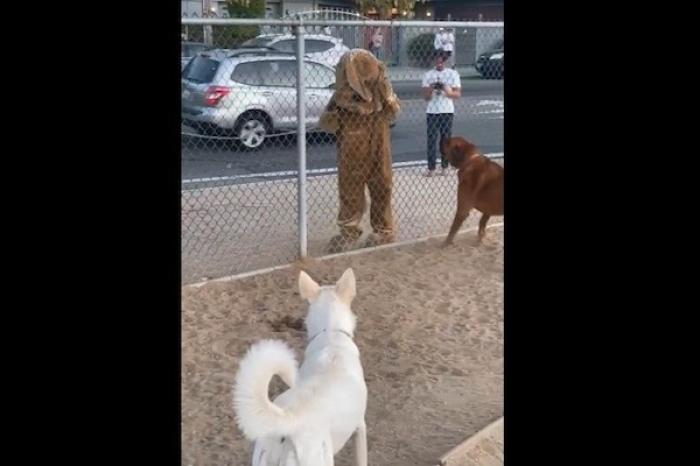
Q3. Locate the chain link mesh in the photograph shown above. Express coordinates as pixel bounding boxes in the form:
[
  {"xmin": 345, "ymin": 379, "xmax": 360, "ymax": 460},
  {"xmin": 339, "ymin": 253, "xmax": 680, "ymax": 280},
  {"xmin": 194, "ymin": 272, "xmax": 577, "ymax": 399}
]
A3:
[{"xmin": 182, "ymin": 17, "xmax": 503, "ymax": 284}]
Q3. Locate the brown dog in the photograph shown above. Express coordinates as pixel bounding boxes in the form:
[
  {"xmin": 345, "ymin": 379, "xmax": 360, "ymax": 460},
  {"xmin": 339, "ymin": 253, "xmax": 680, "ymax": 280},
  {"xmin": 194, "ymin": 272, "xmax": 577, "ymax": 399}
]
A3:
[{"xmin": 440, "ymin": 136, "xmax": 503, "ymax": 246}]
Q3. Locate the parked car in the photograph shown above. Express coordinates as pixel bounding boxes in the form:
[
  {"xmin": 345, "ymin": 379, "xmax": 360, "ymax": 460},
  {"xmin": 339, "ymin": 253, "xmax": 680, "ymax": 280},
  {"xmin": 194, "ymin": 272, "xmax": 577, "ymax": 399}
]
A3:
[
  {"xmin": 475, "ymin": 40, "xmax": 504, "ymax": 79},
  {"xmin": 240, "ymin": 33, "xmax": 350, "ymax": 68},
  {"xmin": 181, "ymin": 41, "xmax": 210, "ymax": 70},
  {"xmin": 181, "ymin": 49, "xmax": 336, "ymax": 149}
]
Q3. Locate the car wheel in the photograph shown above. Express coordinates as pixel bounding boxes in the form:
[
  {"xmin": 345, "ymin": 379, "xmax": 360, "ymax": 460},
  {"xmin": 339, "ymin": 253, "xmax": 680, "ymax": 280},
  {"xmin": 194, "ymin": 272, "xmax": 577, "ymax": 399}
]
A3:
[{"xmin": 235, "ymin": 111, "xmax": 270, "ymax": 150}]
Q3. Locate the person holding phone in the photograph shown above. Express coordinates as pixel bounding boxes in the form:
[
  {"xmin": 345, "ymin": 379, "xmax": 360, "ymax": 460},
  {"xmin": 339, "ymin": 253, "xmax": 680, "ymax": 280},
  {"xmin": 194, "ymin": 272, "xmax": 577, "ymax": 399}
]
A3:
[{"xmin": 421, "ymin": 52, "xmax": 462, "ymax": 176}]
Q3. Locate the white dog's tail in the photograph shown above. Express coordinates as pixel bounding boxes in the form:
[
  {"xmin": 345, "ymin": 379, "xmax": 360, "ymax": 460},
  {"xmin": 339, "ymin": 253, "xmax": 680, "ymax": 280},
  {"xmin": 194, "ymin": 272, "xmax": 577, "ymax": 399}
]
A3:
[{"xmin": 233, "ymin": 339, "xmax": 300, "ymax": 440}]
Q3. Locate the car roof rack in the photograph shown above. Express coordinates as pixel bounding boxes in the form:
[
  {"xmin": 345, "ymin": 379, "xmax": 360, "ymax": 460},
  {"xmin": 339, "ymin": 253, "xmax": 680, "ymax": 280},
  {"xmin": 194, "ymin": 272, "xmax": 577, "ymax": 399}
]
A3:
[
  {"xmin": 196, "ymin": 48, "xmax": 312, "ymax": 60},
  {"xmin": 226, "ymin": 50, "xmax": 311, "ymax": 59},
  {"xmin": 228, "ymin": 50, "xmax": 293, "ymax": 57}
]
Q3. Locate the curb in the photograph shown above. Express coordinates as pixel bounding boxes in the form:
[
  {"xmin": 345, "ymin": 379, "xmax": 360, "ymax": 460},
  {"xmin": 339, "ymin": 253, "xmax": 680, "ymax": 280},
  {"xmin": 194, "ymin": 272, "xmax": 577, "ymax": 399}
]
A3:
[
  {"xmin": 436, "ymin": 417, "xmax": 504, "ymax": 466},
  {"xmin": 184, "ymin": 222, "xmax": 503, "ymax": 288}
]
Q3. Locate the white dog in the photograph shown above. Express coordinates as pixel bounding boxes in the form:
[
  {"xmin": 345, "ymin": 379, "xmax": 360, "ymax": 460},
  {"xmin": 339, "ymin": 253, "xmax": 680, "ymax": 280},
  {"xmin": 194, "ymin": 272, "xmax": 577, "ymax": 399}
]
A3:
[{"xmin": 233, "ymin": 268, "xmax": 368, "ymax": 466}]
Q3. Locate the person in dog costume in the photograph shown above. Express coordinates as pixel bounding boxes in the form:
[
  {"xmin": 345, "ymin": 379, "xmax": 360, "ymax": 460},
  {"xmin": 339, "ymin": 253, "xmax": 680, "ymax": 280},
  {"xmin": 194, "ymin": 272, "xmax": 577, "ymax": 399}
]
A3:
[{"xmin": 320, "ymin": 49, "xmax": 401, "ymax": 252}]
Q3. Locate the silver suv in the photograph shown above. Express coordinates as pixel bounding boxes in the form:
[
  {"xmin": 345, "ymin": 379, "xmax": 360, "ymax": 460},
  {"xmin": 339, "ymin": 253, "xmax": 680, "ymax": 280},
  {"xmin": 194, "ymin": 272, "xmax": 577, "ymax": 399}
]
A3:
[
  {"xmin": 240, "ymin": 33, "xmax": 349, "ymax": 68},
  {"xmin": 181, "ymin": 50, "xmax": 336, "ymax": 149}
]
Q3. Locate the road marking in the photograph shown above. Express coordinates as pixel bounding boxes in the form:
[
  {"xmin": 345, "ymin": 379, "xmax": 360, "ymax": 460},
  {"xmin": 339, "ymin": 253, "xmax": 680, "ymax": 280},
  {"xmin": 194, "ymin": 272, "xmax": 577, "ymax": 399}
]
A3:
[{"xmin": 476, "ymin": 99, "xmax": 504, "ymax": 107}]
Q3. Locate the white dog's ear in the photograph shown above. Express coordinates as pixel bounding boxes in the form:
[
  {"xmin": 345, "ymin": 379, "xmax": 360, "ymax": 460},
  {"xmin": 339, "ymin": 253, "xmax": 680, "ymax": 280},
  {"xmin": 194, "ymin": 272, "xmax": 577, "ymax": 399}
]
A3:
[
  {"xmin": 299, "ymin": 271, "xmax": 320, "ymax": 302},
  {"xmin": 335, "ymin": 268, "xmax": 356, "ymax": 304}
]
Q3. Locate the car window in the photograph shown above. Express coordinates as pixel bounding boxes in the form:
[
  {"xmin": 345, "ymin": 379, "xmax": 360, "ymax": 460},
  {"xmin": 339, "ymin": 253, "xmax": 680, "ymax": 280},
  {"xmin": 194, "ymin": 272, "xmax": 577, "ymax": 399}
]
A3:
[
  {"xmin": 305, "ymin": 39, "xmax": 334, "ymax": 53},
  {"xmin": 304, "ymin": 62, "xmax": 335, "ymax": 88},
  {"xmin": 183, "ymin": 56, "xmax": 220, "ymax": 83},
  {"xmin": 259, "ymin": 60, "xmax": 297, "ymax": 87},
  {"xmin": 230, "ymin": 62, "xmax": 265, "ymax": 85},
  {"xmin": 271, "ymin": 39, "xmax": 295, "ymax": 52},
  {"xmin": 241, "ymin": 37, "xmax": 275, "ymax": 48},
  {"xmin": 182, "ymin": 43, "xmax": 206, "ymax": 57},
  {"xmin": 191, "ymin": 44, "xmax": 207, "ymax": 55}
]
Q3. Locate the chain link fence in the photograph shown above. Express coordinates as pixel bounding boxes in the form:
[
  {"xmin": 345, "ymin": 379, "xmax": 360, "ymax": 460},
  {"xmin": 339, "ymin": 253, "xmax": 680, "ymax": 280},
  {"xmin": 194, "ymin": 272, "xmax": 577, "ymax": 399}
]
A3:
[{"xmin": 182, "ymin": 18, "xmax": 503, "ymax": 284}]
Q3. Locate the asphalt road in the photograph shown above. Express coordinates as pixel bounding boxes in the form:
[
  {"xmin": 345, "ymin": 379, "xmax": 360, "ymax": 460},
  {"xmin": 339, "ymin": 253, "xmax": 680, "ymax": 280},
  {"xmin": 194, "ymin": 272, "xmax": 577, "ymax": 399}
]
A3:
[{"xmin": 182, "ymin": 78, "xmax": 503, "ymax": 184}]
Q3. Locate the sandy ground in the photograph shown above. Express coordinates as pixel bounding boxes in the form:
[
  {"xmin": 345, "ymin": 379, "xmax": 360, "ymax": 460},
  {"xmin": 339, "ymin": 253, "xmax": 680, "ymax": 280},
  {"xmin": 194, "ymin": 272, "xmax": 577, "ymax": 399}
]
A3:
[{"xmin": 182, "ymin": 224, "xmax": 503, "ymax": 466}]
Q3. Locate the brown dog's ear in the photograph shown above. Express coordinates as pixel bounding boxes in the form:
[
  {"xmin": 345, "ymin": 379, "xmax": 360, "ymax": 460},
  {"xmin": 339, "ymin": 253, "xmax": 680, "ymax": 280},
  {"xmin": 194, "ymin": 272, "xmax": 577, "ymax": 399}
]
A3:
[
  {"xmin": 449, "ymin": 142, "xmax": 467, "ymax": 167},
  {"xmin": 438, "ymin": 136, "xmax": 465, "ymax": 167}
]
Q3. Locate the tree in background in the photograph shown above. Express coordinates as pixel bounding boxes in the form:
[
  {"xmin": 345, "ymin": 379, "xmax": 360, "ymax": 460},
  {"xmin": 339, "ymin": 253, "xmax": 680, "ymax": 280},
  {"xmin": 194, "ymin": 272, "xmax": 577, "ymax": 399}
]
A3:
[
  {"xmin": 356, "ymin": 0, "xmax": 417, "ymax": 19},
  {"xmin": 213, "ymin": 0, "xmax": 266, "ymax": 48},
  {"xmin": 224, "ymin": 0, "xmax": 265, "ymax": 19}
]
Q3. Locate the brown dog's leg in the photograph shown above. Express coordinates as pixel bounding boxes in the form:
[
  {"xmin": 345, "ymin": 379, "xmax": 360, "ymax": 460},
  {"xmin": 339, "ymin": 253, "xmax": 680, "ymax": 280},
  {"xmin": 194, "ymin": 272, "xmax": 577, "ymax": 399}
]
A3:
[
  {"xmin": 443, "ymin": 185, "xmax": 472, "ymax": 247},
  {"xmin": 477, "ymin": 213, "xmax": 491, "ymax": 243}
]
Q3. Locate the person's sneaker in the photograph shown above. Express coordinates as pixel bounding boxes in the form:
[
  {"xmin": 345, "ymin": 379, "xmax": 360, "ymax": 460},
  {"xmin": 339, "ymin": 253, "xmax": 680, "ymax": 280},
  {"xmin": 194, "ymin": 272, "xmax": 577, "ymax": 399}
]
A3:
[
  {"xmin": 439, "ymin": 167, "xmax": 448, "ymax": 176},
  {"xmin": 424, "ymin": 169, "xmax": 435, "ymax": 177}
]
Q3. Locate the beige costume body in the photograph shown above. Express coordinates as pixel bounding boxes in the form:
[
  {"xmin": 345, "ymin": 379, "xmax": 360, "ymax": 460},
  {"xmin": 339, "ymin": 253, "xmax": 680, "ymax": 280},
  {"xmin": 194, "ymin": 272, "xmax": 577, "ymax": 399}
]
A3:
[{"xmin": 319, "ymin": 50, "xmax": 401, "ymax": 251}]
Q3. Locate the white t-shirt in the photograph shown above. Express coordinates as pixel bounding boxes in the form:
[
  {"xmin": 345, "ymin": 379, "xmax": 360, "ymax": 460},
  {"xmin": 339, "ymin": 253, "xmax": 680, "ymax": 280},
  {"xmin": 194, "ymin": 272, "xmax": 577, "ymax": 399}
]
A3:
[{"xmin": 422, "ymin": 68, "xmax": 461, "ymax": 114}]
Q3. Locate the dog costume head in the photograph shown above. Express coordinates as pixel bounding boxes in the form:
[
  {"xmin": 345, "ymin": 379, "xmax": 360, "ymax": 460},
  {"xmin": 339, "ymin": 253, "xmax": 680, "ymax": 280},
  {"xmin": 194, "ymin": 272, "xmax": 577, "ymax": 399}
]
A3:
[{"xmin": 319, "ymin": 49, "xmax": 401, "ymax": 132}]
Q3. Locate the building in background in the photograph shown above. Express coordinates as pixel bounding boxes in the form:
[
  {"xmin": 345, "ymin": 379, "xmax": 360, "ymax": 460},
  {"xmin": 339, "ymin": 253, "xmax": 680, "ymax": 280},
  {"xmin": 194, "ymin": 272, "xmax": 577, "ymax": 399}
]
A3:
[
  {"xmin": 414, "ymin": 0, "xmax": 503, "ymax": 21},
  {"xmin": 183, "ymin": 1, "xmax": 504, "ymax": 21},
  {"xmin": 183, "ymin": 1, "xmax": 358, "ymax": 18}
]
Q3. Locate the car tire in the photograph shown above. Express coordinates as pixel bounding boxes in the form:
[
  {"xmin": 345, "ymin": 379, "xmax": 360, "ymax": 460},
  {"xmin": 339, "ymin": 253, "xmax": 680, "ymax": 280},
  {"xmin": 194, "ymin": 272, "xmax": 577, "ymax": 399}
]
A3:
[{"xmin": 234, "ymin": 111, "xmax": 271, "ymax": 150}]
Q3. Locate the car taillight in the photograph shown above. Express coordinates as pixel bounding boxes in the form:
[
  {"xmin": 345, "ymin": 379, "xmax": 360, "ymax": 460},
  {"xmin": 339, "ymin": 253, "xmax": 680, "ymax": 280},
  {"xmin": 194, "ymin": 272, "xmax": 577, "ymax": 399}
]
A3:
[{"xmin": 205, "ymin": 86, "xmax": 231, "ymax": 106}]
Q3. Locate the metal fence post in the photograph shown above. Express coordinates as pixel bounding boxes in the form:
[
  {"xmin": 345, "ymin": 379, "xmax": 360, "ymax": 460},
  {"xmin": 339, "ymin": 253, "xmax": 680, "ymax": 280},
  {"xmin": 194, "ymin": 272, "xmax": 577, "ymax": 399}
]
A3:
[{"xmin": 295, "ymin": 24, "xmax": 308, "ymax": 259}]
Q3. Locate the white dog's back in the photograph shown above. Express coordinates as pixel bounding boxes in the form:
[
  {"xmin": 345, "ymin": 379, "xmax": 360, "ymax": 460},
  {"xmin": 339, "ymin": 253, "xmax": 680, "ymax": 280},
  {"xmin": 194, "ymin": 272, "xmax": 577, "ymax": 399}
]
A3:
[{"xmin": 233, "ymin": 269, "xmax": 368, "ymax": 466}]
